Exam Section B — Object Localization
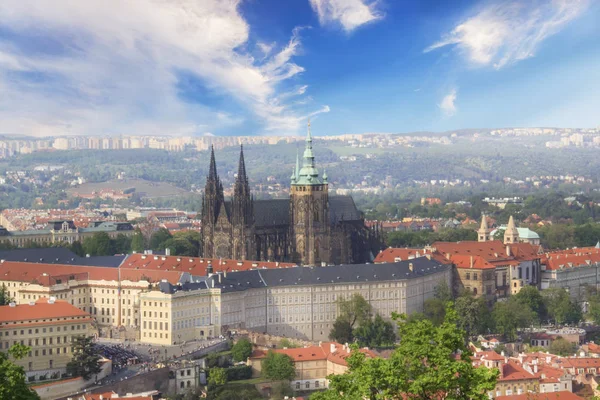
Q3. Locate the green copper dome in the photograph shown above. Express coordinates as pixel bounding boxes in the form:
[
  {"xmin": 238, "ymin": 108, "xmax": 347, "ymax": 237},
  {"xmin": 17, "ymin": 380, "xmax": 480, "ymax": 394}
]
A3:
[{"xmin": 292, "ymin": 120, "xmax": 325, "ymax": 186}]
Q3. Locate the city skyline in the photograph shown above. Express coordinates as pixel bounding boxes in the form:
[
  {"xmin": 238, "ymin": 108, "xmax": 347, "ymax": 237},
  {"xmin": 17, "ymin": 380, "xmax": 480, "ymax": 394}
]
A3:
[{"xmin": 0, "ymin": 0, "xmax": 599, "ymax": 138}]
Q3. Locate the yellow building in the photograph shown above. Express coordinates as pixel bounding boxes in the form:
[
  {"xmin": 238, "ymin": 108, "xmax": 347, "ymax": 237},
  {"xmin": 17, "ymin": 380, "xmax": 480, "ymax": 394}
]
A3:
[{"xmin": 0, "ymin": 298, "xmax": 93, "ymax": 381}]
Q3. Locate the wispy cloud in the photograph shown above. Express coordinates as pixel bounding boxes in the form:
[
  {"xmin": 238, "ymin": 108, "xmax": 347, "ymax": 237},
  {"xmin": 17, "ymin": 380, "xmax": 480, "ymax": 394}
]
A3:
[
  {"xmin": 0, "ymin": 0, "xmax": 327, "ymax": 136},
  {"xmin": 309, "ymin": 0, "xmax": 382, "ymax": 32},
  {"xmin": 439, "ymin": 89, "xmax": 457, "ymax": 117},
  {"xmin": 424, "ymin": 0, "xmax": 588, "ymax": 69}
]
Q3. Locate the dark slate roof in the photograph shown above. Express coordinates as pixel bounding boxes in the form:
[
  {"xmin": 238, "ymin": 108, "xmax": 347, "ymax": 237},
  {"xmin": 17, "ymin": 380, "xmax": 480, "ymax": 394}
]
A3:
[
  {"xmin": 0, "ymin": 247, "xmax": 126, "ymax": 267},
  {"xmin": 251, "ymin": 195, "xmax": 362, "ymax": 228},
  {"xmin": 329, "ymin": 196, "xmax": 362, "ymax": 224},
  {"xmin": 208, "ymin": 257, "xmax": 447, "ymax": 293},
  {"xmin": 254, "ymin": 199, "xmax": 290, "ymax": 227}
]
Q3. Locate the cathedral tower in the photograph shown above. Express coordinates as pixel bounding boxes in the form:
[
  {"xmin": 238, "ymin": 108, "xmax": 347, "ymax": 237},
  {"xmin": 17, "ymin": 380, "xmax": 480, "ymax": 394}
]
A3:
[
  {"xmin": 290, "ymin": 120, "xmax": 330, "ymax": 265},
  {"xmin": 201, "ymin": 146, "xmax": 230, "ymax": 258},
  {"xmin": 232, "ymin": 145, "xmax": 254, "ymax": 260}
]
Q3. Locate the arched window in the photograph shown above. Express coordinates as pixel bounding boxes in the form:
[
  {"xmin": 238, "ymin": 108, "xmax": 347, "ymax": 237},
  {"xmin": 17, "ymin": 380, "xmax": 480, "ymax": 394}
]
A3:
[
  {"xmin": 306, "ymin": 381, "xmax": 310, "ymax": 389},
  {"xmin": 473, "ymin": 288, "xmax": 478, "ymax": 295},
  {"xmin": 187, "ymin": 381, "xmax": 191, "ymax": 388},
  {"xmin": 180, "ymin": 381, "xmax": 184, "ymax": 389}
]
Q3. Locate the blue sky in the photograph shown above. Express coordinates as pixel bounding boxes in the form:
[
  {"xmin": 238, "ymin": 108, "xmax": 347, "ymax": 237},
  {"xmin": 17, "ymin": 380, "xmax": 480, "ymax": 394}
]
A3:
[{"xmin": 0, "ymin": 0, "xmax": 598, "ymax": 137}]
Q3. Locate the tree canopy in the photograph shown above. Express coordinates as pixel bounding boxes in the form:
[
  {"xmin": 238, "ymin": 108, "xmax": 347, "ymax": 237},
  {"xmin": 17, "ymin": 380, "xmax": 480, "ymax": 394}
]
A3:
[
  {"xmin": 0, "ymin": 283, "xmax": 14, "ymax": 306},
  {"xmin": 312, "ymin": 305, "xmax": 498, "ymax": 400},
  {"xmin": 261, "ymin": 351, "xmax": 295, "ymax": 381},
  {"xmin": 231, "ymin": 338, "xmax": 253, "ymax": 362},
  {"xmin": 208, "ymin": 367, "xmax": 227, "ymax": 387},
  {"xmin": 0, "ymin": 344, "xmax": 41, "ymax": 400},
  {"xmin": 66, "ymin": 336, "xmax": 102, "ymax": 380}
]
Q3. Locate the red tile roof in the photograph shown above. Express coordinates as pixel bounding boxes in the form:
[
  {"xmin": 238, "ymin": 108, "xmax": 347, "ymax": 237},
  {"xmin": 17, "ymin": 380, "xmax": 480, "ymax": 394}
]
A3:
[
  {"xmin": 499, "ymin": 360, "xmax": 535, "ymax": 381},
  {"xmin": 0, "ymin": 261, "xmax": 184, "ymax": 285},
  {"xmin": 496, "ymin": 392, "xmax": 583, "ymax": 400},
  {"xmin": 0, "ymin": 298, "xmax": 89, "ymax": 323},
  {"xmin": 450, "ymin": 254, "xmax": 496, "ymax": 270},
  {"xmin": 374, "ymin": 248, "xmax": 431, "ymax": 263},
  {"xmin": 121, "ymin": 253, "xmax": 296, "ymax": 276},
  {"xmin": 543, "ymin": 252, "xmax": 600, "ymax": 271},
  {"xmin": 561, "ymin": 358, "xmax": 600, "ymax": 369}
]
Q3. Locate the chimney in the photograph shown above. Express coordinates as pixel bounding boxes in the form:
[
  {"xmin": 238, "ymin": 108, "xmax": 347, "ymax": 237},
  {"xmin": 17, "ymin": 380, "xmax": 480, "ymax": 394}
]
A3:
[
  {"xmin": 409, "ymin": 263, "xmax": 414, "ymax": 273},
  {"xmin": 218, "ymin": 272, "xmax": 222, "ymax": 283},
  {"xmin": 165, "ymin": 248, "xmax": 171, "ymax": 256},
  {"xmin": 506, "ymin": 245, "xmax": 511, "ymax": 257},
  {"xmin": 224, "ymin": 270, "xmax": 227, "ymax": 278},
  {"xmin": 470, "ymin": 256, "xmax": 474, "ymax": 269},
  {"xmin": 534, "ymin": 364, "xmax": 538, "ymax": 373},
  {"xmin": 330, "ymin": 343, "xmax": 336, "ymax": 354},
  {"xmin": 8, "ymin": 302, "xmax": 16, "ymax": 307},
  {"xmin": 211, "ymin": 278, "xmax": 215, "ymax": 288},
  {"xmin": 445, "ymin": 253, "xmax": 450, "ymax": 260}
]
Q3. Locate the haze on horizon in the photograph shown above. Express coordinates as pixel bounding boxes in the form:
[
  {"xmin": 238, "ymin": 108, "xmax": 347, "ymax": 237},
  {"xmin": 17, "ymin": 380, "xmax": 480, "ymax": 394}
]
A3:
[{"xmin": 0, "ymin": 0, "xmax": 598, "ymax": 137}]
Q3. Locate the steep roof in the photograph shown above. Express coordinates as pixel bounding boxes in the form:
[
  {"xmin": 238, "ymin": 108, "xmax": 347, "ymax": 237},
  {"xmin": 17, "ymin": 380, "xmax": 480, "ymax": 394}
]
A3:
[
  {"xmin": 250, "ymin": 342, "xmax": 376, "ymax": 366},
  {"xmin": 450, "ymin": 254, "xmax": 496, "ymax": 270},
  {"xmin": 499, "ymin": 360, "xmax": 536, "ymax": 381},
  {"xmin": 0, "ymin": 298, "xmax": 89, "ymax": 323},
  {"xmin": 0, "ymin": 247, "xmax": 125, "ymax": 267},
  {"xmin": 543, "ymin": 252, "xmax": 600, "ymax": 271}
]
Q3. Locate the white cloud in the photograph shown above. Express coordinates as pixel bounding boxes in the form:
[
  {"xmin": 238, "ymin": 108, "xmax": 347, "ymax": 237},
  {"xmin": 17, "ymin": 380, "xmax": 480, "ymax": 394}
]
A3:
[
  {"xmin": 439, "ymin": 89, "xmax": 457, "ymax": 117},
  {"xmin": 0, "ymin": 0, "xmax": 326, "ymax": 136},
  {"xmin": 424, "ymin": 0, "xmax": 588, "ymax": 69},
  {"xmin": 309, "ymin": 0, "xmax": 382, "ymax": 32}
]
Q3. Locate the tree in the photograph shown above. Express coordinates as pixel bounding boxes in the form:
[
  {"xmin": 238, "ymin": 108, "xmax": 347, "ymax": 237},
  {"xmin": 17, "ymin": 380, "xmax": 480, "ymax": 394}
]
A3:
[
  {"xmin": 542, "ymin": 288, "xmax": 582, "ymax": 325},
  {"xmin": 329, "ymin": 318, "xmax": 354, "ymax": 344},
  {"xmin": 261, "ymin": 351, "xmax": 295, "ymax": 381},
  {"xmin": 113, "ymin": 233, "xmax": 132, "ymax": 254},
  {"xmin": 434, "ymin": 281, "xmax": 453, "ymax": 302},
  {"xmin": 82, "ymin": 232, "xmax": 113, "ymax": 256},
  {"xmin": 454, "ymin": 292, "xmax": 489, "ymax": 338},
  {"xmin": 69, "ymin": 241, "xmax": 85, "ymax": 257},
  {"xmin": 130, "ymin": 228, "xmax": 145, "ymax": 253},
  {"xmin": 330, "ymin": 293, "xmax": 372, "ymax": 343},
  {"xmin": 149, "ymin": 228, "xmax": 172, "ymax": 250},
  {"xmin": 66, "ymin": 336, "xmax": 102, "ymax": 380},
  {"xmin": 423, "ymin": 298, "xmax": 446, "ymax": 326},
  {"xmin": 353, "ymin": 314, "xmax": 396, "ymax": 348},
  {"xmin": 208, "ymin": 367, "xmax": 227, "ymax": 386},
  {"xmin": 492, "ymin": 298, "xmax": 535, "ymax": 341},
  {"xmin": 231, "ymin": 338, "xmax": 253, "ymax": 362},
  {"xmin": 0, "ymin": 283, "xmax": 14, "ymax": 306},
  {"xmin": 311, "ymin": 305, "xmax": 499, "ymax": 400},
  {"xmin": 0, "ymin": 344, "xmax": 41, "ymax": 400},
  {"xmin": 549, "ymin": 337, "xmax": 577, "ymax": 356},
  {"xmin": 514, "ymin": 286, "xmax": 546, "ymax": 321},
  {"xmin": 278, "ymin": 338, "xmax": 298, "ymax": 349}
]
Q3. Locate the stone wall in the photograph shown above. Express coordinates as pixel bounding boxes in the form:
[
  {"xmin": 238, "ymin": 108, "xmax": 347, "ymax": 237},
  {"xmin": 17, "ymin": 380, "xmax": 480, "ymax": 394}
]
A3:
[{"xmin": 237, "ymin": 329, "xmax": 314, "ymax": 349}]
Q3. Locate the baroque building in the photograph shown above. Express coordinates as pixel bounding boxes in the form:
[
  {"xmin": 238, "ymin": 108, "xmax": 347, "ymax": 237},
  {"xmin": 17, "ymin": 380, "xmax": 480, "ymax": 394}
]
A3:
[{"xmin": 201, "ymin": 122, "xmax": 382, "ymax": 265}]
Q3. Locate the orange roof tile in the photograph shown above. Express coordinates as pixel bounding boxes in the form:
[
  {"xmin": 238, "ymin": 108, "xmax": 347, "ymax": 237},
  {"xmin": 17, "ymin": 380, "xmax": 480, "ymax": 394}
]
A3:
[
  {"xmin": 450, "ymin": 255, "xmax": 496, "ymax": 270},
  {"xmin": 496, "ymin": 392, "xmax": 583, "ymax": 400},
  {"xmin": 499, "ymin": 360, "xmax": 535, "ymax": 381},
  {"xmin": 374, "ymin": 248, "xmax": 431, "ymax": 263},
  {"xmin": 0, "ymin": 298, "xmax": 89, "ymax": 323},
  {"xmin": 0, "ymin": 261, "xmax": 184, "ymax": 285},
  {"xmin": 121, "ymin": 253, "xmax": 296, "ymax": 276}
]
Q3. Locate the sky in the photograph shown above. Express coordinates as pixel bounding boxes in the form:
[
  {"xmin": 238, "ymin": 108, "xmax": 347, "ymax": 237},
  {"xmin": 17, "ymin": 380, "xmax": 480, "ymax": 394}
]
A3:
[{"xmin": 0, "ymin": 0, "xmax": 598, "ymax": 137}]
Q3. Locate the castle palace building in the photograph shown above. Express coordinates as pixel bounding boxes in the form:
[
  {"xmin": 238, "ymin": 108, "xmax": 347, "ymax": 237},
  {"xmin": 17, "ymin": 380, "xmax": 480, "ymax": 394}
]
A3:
[{"xmin": 201, "ymin": 123, "xmax": 382, "ymax": 266}]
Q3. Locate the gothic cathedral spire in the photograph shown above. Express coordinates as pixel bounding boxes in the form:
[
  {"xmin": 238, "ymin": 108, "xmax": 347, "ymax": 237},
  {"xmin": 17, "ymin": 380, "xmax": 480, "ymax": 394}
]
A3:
[{"xmin": 232, "ymin": 145, "xmax": 253, "ymax": 260}]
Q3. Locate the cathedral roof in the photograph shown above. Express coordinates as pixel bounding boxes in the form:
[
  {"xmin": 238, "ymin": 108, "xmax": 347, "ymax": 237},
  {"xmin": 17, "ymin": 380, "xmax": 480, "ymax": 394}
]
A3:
[{"xmin": 250, "ymin": 196, "xmax": 363, "ymax": 228}]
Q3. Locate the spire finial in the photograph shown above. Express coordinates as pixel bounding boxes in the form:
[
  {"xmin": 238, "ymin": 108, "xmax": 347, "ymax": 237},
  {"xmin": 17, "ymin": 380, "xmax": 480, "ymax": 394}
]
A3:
[{"xmin": 307, "ymin": 118, "xmax": 312, "ymax": 141}]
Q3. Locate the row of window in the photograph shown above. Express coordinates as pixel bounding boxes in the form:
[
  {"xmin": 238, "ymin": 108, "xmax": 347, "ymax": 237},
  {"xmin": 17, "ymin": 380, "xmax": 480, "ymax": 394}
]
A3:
[
  {"xmin": 4, "ymin": 325, "xmax": 83, "ymax": 336},
  {"xmin": 295, "ymin": 381, "xmax": 321, "ymax": 389}
]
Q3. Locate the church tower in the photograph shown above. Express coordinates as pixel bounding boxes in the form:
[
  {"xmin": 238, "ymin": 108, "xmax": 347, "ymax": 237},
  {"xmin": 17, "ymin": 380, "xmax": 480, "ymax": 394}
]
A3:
[
  {"xmin": 477, "ymin": 213, "xmax": 491, "ymax": 242},
  {"xmin": 232, "ymin": 145, "xmax": 253, "ymax": 260},
  {"xmin": 504, "ymin": 215, "xmax": 519, "ymax": 244},
  {"xmin": 201, "ymin": 146, "xmax": 229, "ymax": 258},
  {"xmin": 290, "ymin": 120, "xmax": 330, "ymax": 265}
]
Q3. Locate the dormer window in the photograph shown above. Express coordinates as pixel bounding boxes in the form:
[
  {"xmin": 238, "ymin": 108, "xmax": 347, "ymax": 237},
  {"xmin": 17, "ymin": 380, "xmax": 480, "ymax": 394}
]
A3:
[{"xmin": 62, "ymin": 221, "xmax": 69, "ymax": 232}]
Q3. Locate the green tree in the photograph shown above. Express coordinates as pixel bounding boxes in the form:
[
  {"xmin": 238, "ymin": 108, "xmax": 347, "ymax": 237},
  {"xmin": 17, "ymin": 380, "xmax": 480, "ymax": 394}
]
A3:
[
  {"xmin": 0, "ymin": 344, "xmax": 41, "ymax": 400},
  {"xmin": 492, "ymin": 298, "xmax": 535, "ymax": 341},
  {"xmin": 329, "ymin": 319, "xmax": 354, "ymax": 343},
  {"xmin": 82, "ymin": 232, "xmax": 114, "ymax": 256},
  {"xmin": 278, "ymin": 338, "xmax": 298, "ymax": 349},
  {"xmin": 455, "ymin": 292, "xmax": 490, "ymax": 338},
  {"xmin": 549, "ymin": 337, "xmax": 577, "ymax": 356},
  {"xmin": 311, "ymin": 305, "xmax": 499, "ymax": 400},
  {"xmin": 231, "ymin": 338, "xmax": 253, "ymax": 362},
  {"xmin": 208, "ymin": 367, "xmax": 227, "ymax": 386},
  {"xmin": 542, "ymin": 288, "xmax": 582, "ymax": 325},
  {"xmin": 66, "ymin": 336, "xmax": 102, "ymax": 380},
  {"xmin": 0, "ymin": 283, "xmax": 14, "ymax": 306},
  {"xmin": 434, "ymin": 281, "xmax": 453, "ymax": 302},
  {"xmin": 423, "ymin": 298, "xmax": 446, "ymax": 326},
  {"xmin": 353, "ymin": 314, "xmax": 396, "ymax": 348},
  {"xmin": 261, "ymin": 351, "xmax": 295, "ymax": 381},
  {"xmin": 130, "ymin": 228, "xmax": 145, "ymax": 253},
  {"xmin": 69, "ymin": 241, "xmax": 85, "ymax": 257},
  {"xmin": 161, "ymin": 237, "xmax": 197, "ymax": 256},
  {"xmin": 514, "ymin": 286, "xmax": 546, "ymax": 321},
  {"xmin": 113, "ymin": 233, "xmax": 132, "ymax": 254},
  {"xmin": 149, "ymin": 228, "xmax": 172, "ymax": 250}
]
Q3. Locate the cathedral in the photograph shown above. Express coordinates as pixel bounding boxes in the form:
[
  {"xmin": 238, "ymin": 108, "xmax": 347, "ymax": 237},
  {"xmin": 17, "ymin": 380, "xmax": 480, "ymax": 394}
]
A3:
[{"xmin": 200, "ymin": 123, "xmax": 382, "ymax": 266}]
